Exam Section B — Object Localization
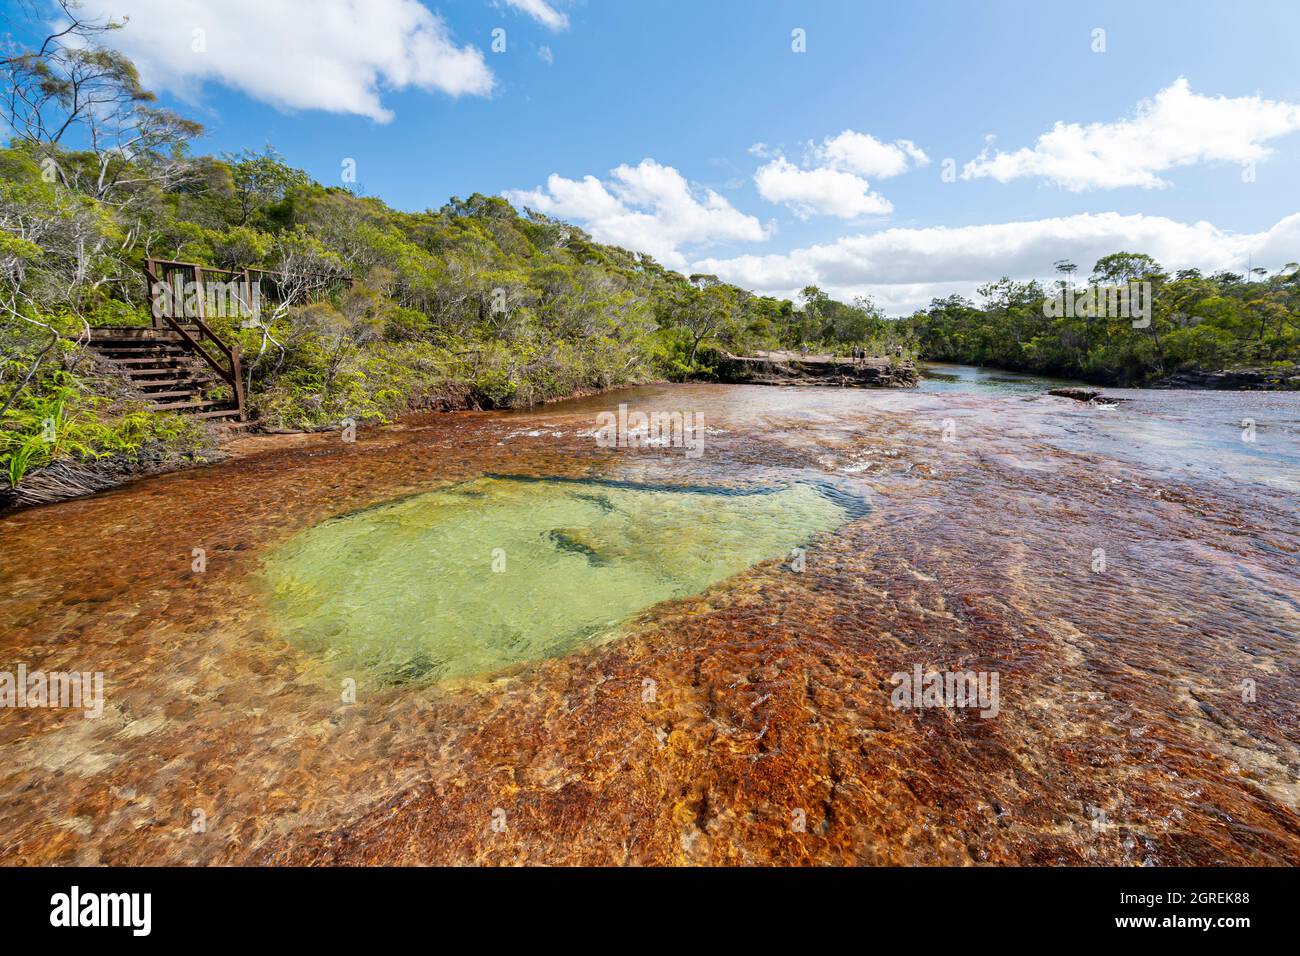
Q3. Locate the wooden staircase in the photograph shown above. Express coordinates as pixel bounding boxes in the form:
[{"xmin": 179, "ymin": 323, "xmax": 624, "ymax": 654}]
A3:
[
  {"xmin": 87, "ymin": 326, "xmax": 243, "ymax": 420},
  {"xmin": 83, "ymin": 258, "xmax": 250, "ymax": 421},
  {"xmin": 85, "ymin": 258, "xmax": 350, "ymax": 422}
]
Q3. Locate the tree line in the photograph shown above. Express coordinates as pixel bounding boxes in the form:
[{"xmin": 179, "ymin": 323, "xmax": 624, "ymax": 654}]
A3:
[{"xmin": 904, "ymin": 253, "xmax": 1300, "ymax": 386}]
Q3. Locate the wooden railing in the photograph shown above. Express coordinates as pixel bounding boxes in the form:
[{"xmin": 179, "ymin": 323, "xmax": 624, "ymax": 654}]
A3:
[{"xmin": 141, "ymin": 259, "xmax": 353, "ymax": 422}]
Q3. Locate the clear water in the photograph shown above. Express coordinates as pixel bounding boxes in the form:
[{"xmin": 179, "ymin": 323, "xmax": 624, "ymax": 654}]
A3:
[
  {"xmin": 919, "ymin": 361, "xmax": 1090, "ymax": 395},
  {"xmin": 920, "ymin": 363, "xmax": 1300, "ymax": 491},
  {"xmin": 259, "ymin": 475, "xmax": 850, "ymax": 684}
]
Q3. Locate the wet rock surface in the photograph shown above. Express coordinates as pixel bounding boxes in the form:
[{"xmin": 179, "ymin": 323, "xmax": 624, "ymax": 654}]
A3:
[
  {"xmin": 0, "ymin": 383, "xmax": 1297, "ymax": 865},
  {"xmin": 712, "ymin": 352, "xmax": 919, "ymax": 388},
  {"xmin": 1049, "ymin": 387, "xmax": 1103, "ymax": 402}
]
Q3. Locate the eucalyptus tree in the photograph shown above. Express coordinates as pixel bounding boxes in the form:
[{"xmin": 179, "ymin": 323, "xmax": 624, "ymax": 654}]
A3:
[{"xmin": 2, "ymin": 2, "xmax": 201, "ymax": 207}]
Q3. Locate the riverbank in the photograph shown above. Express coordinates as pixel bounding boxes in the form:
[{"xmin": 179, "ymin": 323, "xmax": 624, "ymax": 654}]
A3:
[
  {"xmin": 1150, "ymin": 364, "xmax": 1300, "ymax": 390},
  {"xmin": 1, "ymin": 354, "xmax": 919, "ymax": 514}
]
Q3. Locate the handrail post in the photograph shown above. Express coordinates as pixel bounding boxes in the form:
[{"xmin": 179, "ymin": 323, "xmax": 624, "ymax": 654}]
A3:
[
  {"xmin": 145, "ymin": 258, "xmax": 162, "ymax": 329},
  {"xmin": 230, "ymin": 344, "xmax": 246, "ymax": 421},
  {"xmin": 193, "ymin": 266, "xmax": 205, "ymax": 325}
]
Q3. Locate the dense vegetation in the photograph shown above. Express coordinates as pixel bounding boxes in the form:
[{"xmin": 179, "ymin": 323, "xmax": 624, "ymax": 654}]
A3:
[{"xmin": 905, "ymin": 255, "xmax": 1300, "ymax": 386}]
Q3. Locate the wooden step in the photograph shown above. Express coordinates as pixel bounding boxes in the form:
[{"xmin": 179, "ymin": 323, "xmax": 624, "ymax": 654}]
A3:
[
  {"xmin": 92, "ymin": 340, "xmax": 184, "ymax": 350},
  {"xmin": 95, "ymin": 339, "xmax": 186, "ymax": 347},
  {"xmin": 124, "ymin": 367, "xmax": 195, "ymax": 379},
  {"xmin": 89, "ymin": 325, "xmax": 197, "ymax": 340},
  {"xmin": 140, "ymin": 389, "xmax": 206, "ymax": 400},
  {"xmin": 89, "ymin": 327, "xmax": 179, "ymax": 342},
  {"xmin": 136, "ymin": 377, "xmax": 215, "ymax": 389},
  {"xmin": 190, "ymin": 409, "xmax": 242, "ymax": 420},
  {"xmin": 101, "ymin": 350, "xmax": 189, "ymax": 360},
  {"xmin": 149, "ymin": 398, "xmax": 225, "ymax": 411},
  {"xmin": 108, "ymin": 356, "xmax": 188, "ymax": 366}
]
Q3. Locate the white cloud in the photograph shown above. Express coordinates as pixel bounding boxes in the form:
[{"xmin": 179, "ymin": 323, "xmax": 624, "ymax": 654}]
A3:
[
  {"xmin": 693, "ymin": 211, "xmax": 1300, "ymax": 313},
  {"xmin": 754, "ymin": 158, "xmax": 893, "ymax": 219},
  {"xmin": 76, "ymin": 0, "xmax": 494, "ymax": 122},
  {"xmin": 814, "ymin": 130, "xmax": 929, "ymax": 179},
  {"xmin": 963, "ymin": 78, "xmax": 1300, "ymax": 190},
  {"xmin": 538, "ymin": 45, "xmax": 554, "ymax": 65},
  {"xmin": 753, "ymin": 130, "xmax": 926, "ymax": 220},
  {"xmin": 504, "ymin": 159, "xmax": 770, "ymax": 268},
  {"xmin": 504, "ymin": 0, "xmax": 569, "ymax": 31}
]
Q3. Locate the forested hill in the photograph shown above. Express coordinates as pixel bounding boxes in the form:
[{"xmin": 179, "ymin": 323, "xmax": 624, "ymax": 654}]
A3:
[
  {"xmin": 0, "ymin": 137, "xmax": 908, "ymax": 416},
  {"xmin": 0, "ymin": 2, "xmax": 901, "ymax": 461}
]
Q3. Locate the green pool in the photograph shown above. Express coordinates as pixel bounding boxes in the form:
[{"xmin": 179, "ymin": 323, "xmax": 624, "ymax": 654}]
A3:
[{"xmin": 259, "ymin": 475, "xmax": 851, "ymax": 684}]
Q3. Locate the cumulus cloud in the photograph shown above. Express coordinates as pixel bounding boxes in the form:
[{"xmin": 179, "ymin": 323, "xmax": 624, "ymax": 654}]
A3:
[
  {"xmin": 754, "ymin": 158, "xmax": 893, "ymax": 219},
  {"xmin": 814, "ymin": 131, "xmax": 929, "ymax": 179},
  {"xmin": 753, "ymin": 130, "xmax": 927, "ymax": 220},
  {"xmin": 963, "ymin": 78, "xmax": 1300, "ymax": 190},
  {"xmin": 504, "ymin": 159, "xmax": 770, "ymax": 268},
  {"xmin": 504, "ymin": 0, "xmax": 569, "ymax": 31},
  {"xmin": 75, "ymin": 0, "xmax": 494, "ymax": 122},
  {"xmin": 693, "ymin": 211, "xmax": 1300, "ymax": 314}
]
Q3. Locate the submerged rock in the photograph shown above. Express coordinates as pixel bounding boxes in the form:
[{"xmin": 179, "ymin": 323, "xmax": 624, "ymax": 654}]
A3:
[
  {"xmin": 1049, "ymin": 387, "xmax": 1103, "ymax": 402},
  {"xmin": 1048, "ymin": 387, "xmax": 1131, "ymax": 405}
]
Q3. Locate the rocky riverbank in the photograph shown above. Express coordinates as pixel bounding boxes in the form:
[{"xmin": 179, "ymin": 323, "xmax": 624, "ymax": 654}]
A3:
[
  {"xmin": 1151, "ymin": 364, "xmax": 1300, "ymax": 390},
  {"xmin": 710, "ymin": 351, "xmax": 919, "ymax": 388}
]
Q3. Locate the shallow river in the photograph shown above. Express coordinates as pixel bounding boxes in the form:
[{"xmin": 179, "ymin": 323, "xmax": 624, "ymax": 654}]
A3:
[{"xmin": 1, "ymin": 367, "xmax": 1297, "ymax": 864}]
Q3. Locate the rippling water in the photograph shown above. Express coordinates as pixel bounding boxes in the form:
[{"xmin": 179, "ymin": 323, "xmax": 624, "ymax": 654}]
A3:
[{"xmin": 1, "ymin": 368, "xmax": 1296, "ymax": 865}]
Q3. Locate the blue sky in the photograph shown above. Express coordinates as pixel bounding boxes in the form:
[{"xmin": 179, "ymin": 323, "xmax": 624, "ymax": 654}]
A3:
[{"xmin": 25, "ymin": 0, "xmax": 1300, "ymax": 311}]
